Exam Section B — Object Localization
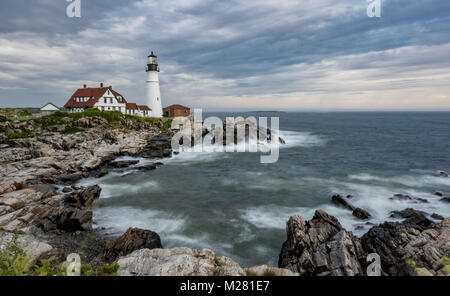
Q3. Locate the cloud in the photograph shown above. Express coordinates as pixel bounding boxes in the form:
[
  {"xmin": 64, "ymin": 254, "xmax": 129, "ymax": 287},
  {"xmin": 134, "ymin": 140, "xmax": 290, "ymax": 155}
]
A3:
[{"xmin": 0, "ymin": 0, "xmax": 449, "ymax": 110}]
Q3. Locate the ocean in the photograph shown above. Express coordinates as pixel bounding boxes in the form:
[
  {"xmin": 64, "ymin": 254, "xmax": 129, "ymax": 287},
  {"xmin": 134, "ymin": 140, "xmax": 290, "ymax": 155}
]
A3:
[{"xmin": 78, "ymin": 112, "xmax": 450, "ymax": 267}]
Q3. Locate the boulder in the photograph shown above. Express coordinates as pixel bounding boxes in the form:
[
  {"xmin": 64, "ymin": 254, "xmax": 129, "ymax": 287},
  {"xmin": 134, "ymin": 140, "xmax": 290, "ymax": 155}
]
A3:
[
  {"xmin": 431, "ymin": 213, "xmax": 444, "ymax": 221},
  {"xmin": 64, "ymin": 185, "xmax": 101, "ymax": 209},
  {"xmin": 440, "ymin": 197, "xmax": 450, "ymax": 203},
  {"xmin": 352, "ymin": 208, "xmax": 371, "ymax": 220},
  {"xmin": 0, "ymin": 232, "xmax": 54, "ymax": 265},
  {"xmin": 35, "ymin": 248, "xmax": 67, "ymax": 265},
  {"xmin": 278, "ymin": 210, "xmax": 366, "ymax": 276},
  {"xmin": 390, "ymin": 194, "xmax": 428, "ymax": 203},
  {"xmin": 103, "ymin": 227, "xmax": 162, "ymax": 263},
  {"xmin": 117, "ymin": 248, "xmax": 245, "ymax": 276},
  {"xmin": 331, "ymin": 194, "xmax": 355, "ymax": 211}
]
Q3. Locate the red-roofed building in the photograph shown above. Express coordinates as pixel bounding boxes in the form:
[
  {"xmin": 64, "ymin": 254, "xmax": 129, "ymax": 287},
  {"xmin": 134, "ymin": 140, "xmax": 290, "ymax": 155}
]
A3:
[
  {"xmin": 163, "ymin": 104, "xmax": 190, "ymax": 117},
  {"xmin": 64, "ymin": 83, "xmax": 151, "ymax": 117}
]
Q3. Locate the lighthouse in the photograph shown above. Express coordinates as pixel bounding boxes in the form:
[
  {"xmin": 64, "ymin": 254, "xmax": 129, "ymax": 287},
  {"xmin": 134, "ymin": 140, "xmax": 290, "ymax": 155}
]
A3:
[{"xmin": 146, "ymin": 51, "xmax": 163, "ymax": 118}]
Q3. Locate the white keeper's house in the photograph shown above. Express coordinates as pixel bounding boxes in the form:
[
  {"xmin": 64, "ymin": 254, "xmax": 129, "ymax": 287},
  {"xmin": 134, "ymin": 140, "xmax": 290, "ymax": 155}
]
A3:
[{"xmin": 64, "ymin": 83, "xmax": 151, "ymax": 117}]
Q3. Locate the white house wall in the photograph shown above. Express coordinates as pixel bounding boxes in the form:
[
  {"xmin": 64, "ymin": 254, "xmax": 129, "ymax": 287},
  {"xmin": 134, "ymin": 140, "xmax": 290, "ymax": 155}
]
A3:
[
  {"xmin": 93, "ymin": 89, "xmax": 126, "ymax": 112},
  {"xmin": 40, "ymin": 104, "xmax": 59, "ymax": 111}
]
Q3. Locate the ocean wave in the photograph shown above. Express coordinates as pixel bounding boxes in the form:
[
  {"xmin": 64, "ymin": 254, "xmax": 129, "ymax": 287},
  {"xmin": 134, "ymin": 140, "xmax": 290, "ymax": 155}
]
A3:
[
  {"xmin": 163, "ymin": 130, "xmax": 325, "ymax": 164},
  {"xmin": 348, "ymin": 173, "xmax": 450, "ymax": 187},
  {"xmin": 240, "ymin": 205, "xmax": 315, "ymax": 229},
  {"xmin": 93, "ymin": 206, "xmax": 186, "ymax": 235}
]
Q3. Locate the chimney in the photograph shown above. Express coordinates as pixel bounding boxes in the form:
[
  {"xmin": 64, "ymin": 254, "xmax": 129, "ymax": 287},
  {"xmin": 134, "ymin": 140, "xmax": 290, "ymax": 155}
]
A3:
[
  {"xmin": 109, "ymin": 86, "xmax": 112, "ymax": 90},
  {"xmin": 83, "ymin": 84, "xmax": 87, "ymax": 88},
  {"xmin": 100, "ymin": 83, "xmax": 104, "ymax": 88}
]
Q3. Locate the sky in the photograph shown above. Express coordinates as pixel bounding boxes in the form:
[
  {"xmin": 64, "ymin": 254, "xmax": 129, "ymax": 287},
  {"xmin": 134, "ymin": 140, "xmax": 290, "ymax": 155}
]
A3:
[{"xmin": 0, "ymin": 0, "xmax": 449, "ymax": 111}]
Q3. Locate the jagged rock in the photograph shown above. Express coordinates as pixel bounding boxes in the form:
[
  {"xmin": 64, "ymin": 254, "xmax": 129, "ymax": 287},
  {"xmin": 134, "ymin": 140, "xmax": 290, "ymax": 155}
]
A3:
[
  {"xmin": 140, "ymin": 133, "xmax": 173, "ymax": 159},
  {"xmin": 440, "ymin": 197, "xmax": 450, "ymax": 203},
  {"xmin": 431, "ymin": 213, "xmax": 444, "ymax": 220},
  {"xmin": 0, "ymin": 178, "xmax": 24, "ymax": 195},
  {"xmin": 117, "ymin": 248, "xmax": 245, "ymax": 276},
  {"xmin": 389, "ymin": 208, "xmax": 434, "ymax": 230},
  {"xmin": 64, "ymin": 185, "xmax": 101, "ymax": 209},
  {"xmin": 361, "ymin": 218, "xmax": 450, "ymax": 276},
  {"xmin": 134, "ymin": 163, "xmax": 157, "ymax": 171},
  {"xmin": 331, "ymin": 194, "xmax": 355, "ymax": 211},
  {"xmin": 103, "ymin": 228, "xmax": 162, "ymax": 263},
  {"xmin": 278, "ymin": 210, "xmax": 366, "ymax": 276},
  {"xmin": 62, "ymin": 187, "xmax": 72, "ymax": 193},
  {"xmin": 353, "ymin": 208, "xmax": 371, "ymax": 220},
  {"xmin": 108, "ymin": 160, "xmax": 139, "ymax": 168},
  {"xmin": 35, "ymin": 248, "xmax": 67, "ymax": 264},
  {"xmin": 245, "ymin": 265, "xmax": 299, "ymax": 276},
  {"xmin": 390, "ymin": 194, "xmax": 428, "ymax": 203},
  {"xmin": 0, "ymin": 184, "xmax": 55, "ymax": 210}
]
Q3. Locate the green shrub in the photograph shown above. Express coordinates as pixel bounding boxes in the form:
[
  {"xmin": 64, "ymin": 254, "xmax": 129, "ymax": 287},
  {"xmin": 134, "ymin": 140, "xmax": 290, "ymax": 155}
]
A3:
[
  {"xmin": 245, "ymin": 270, "xmax": 258, "ymax": 276},
  {"xmin": 18, "ymin": 109, "xmax": 32, "ymax": 117},
  {"xmin": 61, "ymin": 125, "xmax": 85, "ymax": 135},
  {"xmin": 7, "ymin": 129, "xmax": 32, "ymax": 139},
  {"xmin": 161, "ymin": 118, "xmax": 173, "ymax": 132},
  {"xmin": 262, "ymin": 270, "xmax": 277, "ymax": 276},
  {"xmin": 0, "ymin": 233, "xmax": 30, "ymax": 276},
  {"xmin": 0, "ymin": 115, "xmax": 7, "ymax": 122}
]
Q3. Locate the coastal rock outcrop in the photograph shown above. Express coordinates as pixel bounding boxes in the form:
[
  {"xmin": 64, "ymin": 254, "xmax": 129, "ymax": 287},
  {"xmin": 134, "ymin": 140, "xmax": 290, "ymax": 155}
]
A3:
[
  {"xmin": 103, "ymin": 227, "xmax": 162, "ymax": 263},
  {"xmin": 361, "ymin": 216, "xmax": 450, "ymax": 276},
  {"xmin": 117, "ymin": 248, "xmax": 246, "ymax": 276},
  {"xmin": 278, "ymin": 210, "xmax": 366, "ymax": 276},
  {"xmin": 0, "ymin": 184, "xmax": 101, "ymax": 233}
]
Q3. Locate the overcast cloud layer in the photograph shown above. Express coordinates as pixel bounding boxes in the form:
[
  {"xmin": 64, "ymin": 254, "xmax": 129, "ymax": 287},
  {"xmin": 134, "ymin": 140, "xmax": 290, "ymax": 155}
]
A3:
[{"xmin": 0, "ymin": 0, "xmax": 449, "ymax": 110}]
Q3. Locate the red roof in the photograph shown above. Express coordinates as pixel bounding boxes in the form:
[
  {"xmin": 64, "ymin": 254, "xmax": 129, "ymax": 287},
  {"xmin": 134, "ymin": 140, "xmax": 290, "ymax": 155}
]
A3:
[
  {"xmin": 64, "ymin": 86, "xmax": 128, "ymax": 108},
  {"xmin": 126, "ymin": 103, "xmax": 138, "ymax": 110},
  {"xmin": 138, "ymin": 105, "xmax": 151, "ymax": 111},
  {"xmin": 163, "ymin": 104, "xmax": 190, "ymax": 110}
]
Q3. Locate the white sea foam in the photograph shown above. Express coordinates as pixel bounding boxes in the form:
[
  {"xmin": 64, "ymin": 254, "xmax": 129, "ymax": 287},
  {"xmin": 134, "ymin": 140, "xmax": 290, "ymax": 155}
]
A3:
[
  {"xmin": 280, "ymin": 130, "xmax": 326, "ymax": 149},
  {"xmin": 162, "ymin": 130, "xmax": 325, "ymax": 165},
  {"xmin": 349, "ymin": 173, "xmax": 450, "ymax": 187},
  {"xmin": 240, "ymin": 205, "xmax": 316, "ymax": 229},
  {"xmin": 93, "ymin": 206, "xmax": 186, "ymax": 235}
]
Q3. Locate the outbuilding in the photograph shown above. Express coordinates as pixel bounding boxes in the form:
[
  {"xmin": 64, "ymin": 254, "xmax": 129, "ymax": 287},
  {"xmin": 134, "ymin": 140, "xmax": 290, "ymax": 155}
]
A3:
[{"xmin": 163, "ymin": 104, "xmax": 190, "ymax": 117}]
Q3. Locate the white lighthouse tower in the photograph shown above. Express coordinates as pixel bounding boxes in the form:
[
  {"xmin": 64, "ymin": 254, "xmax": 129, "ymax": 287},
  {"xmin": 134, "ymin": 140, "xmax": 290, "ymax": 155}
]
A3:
[{"xmin": 146, "ymin": 51, "xmax": 163, "ymax": 118}]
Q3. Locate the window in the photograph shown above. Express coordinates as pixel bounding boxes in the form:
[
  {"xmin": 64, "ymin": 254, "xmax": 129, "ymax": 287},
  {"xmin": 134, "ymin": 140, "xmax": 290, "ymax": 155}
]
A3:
[
  {"xmin": 110, "ymin": 98, "xmax": 113, "ymax": 104},
  {"xmin": 104, "ymin": 98, "xmax": 107, "ymax": 104}
]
